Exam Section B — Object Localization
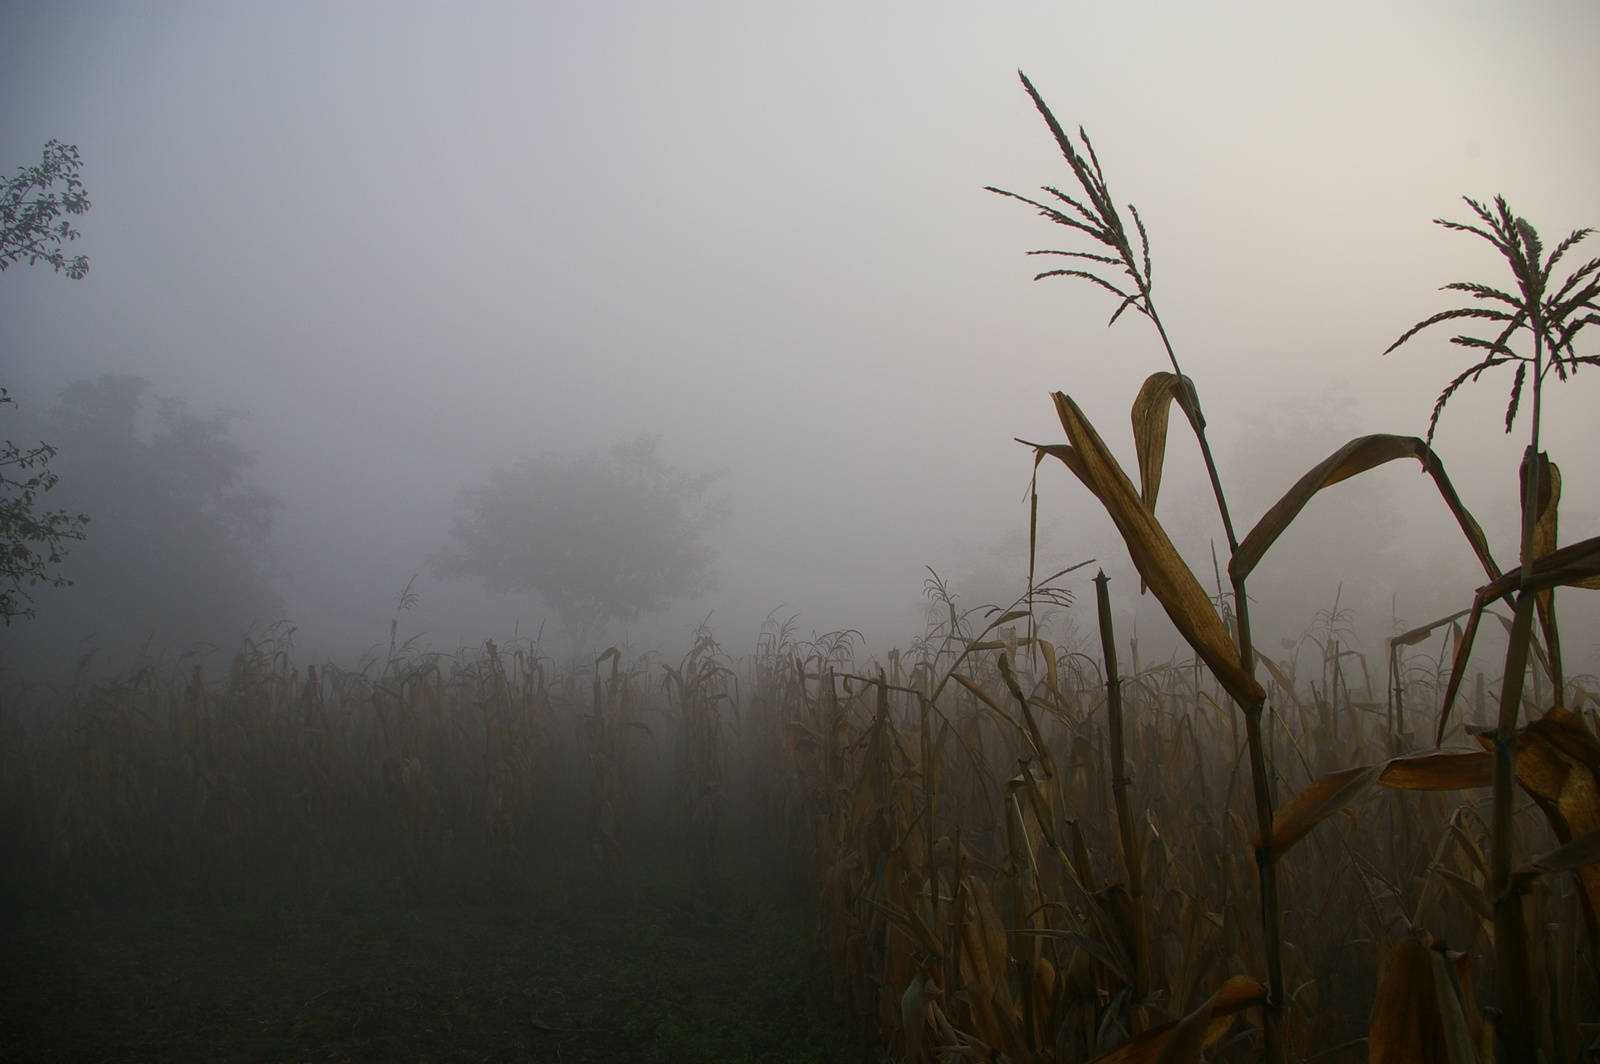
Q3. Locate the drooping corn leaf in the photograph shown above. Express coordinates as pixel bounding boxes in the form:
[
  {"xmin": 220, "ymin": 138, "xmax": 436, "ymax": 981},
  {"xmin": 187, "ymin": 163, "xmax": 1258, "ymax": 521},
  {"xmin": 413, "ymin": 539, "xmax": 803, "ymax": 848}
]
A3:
[
  {"xmin": 1253, "ymin": 651, "xmax": 1307, "ymax": 711},
  {"xmin": 1526, "ymin": 455, "xmax": 1565, "ymax": 683},
  {"xmin": 1258, "ymin": 750, "xmax": 1493, "ymax": 854},
  {"xmin": 1436, "ymin": 535, "xmax": 1600, "ymax": 741},
  {"xmin": 1367, "ymin": 936, "xmax": 1477, "ymax": 1064},
  {"xmin": 1477, "ymin": 706, "xmax": 1600, "ymax": 948},
  {"xmin": 1392, "ymin": 609, "xmax": 1474, "ymax": 649},
  {"xmin": 1042, "ymin": 392, "xmax": 1263, "ymax": 707},
  {"xmin": 1230, "ymin": 435, "xmax": 1499, "ymax": 587},
  {"xmin": 1505, "ymin": 826, "xmax": 1600, "ymax": 897},
  {"xmin": 1083, "ymin": 975, "xmax": 1265, "ymax": 1064},
  {"xmin": 1130, "ymin": 371, "xmax": 1199, "ymax": 516}
]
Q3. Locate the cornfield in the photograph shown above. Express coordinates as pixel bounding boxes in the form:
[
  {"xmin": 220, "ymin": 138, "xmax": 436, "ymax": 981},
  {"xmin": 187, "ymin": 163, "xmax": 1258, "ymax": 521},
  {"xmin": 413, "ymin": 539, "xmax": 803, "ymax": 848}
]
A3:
[
  {"xmin": 4, "ymin": 73, "xmax": 1600, "ymax": 1064},
  {"xmin": 3, "ymin": 579, "xmax": 1597, "ymax": 1061}
]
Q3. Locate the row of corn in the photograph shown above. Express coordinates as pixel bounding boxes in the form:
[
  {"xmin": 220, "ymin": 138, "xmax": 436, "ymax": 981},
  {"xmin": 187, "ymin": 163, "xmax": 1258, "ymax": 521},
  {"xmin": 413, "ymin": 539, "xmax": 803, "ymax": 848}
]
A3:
[{"xmin": 2, "ymin": 605, "xmax": 1596, "ymax": 1060}]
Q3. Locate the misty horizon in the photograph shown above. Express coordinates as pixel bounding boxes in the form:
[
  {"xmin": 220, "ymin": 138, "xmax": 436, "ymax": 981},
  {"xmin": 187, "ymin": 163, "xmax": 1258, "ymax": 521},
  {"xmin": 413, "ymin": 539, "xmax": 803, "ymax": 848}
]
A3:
[{"xmin": 3, "ymin": 2, "xmax": 1596, "ymax": 682}]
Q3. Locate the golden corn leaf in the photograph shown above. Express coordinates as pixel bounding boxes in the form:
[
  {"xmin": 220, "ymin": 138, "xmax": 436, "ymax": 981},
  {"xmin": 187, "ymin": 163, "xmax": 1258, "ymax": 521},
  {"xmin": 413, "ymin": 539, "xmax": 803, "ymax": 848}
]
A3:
[
  {"xmin": 1230, "ymin": 434, "xmax": 1499, "ymax": 587},
  {"xmin": 953, "ymin": 673, "xmax": 1021, "ymax": 732},
  {"xmin": 1254, "ymin": 651, "xmax": 1306, "ymax": 710},
  {"xmin": 1376, "ymin": 750, "xmax": 1495, "ymax": 791},
  {"xmin": 1391, "ymin": 609, "xmax": 1474, "ymax": 649},
  {"xmin": 1506, "ymin": 826, "xmax": 1600, "ymax": 897},
  {"xmin": 1477, "ymin": 706, "xmax": 1600, "ymax": 943},
  {"xmin": 1367, "ymin": 936, "xmax": 1477, "ymax": 1064},
  {"xmin": 1521, "ymin": 453, "xmax": 1570, "ymax": 685},
  {"xmin": 1046, "ymin": 392, "xmax": 1263, "ymax": 706},
  {"xmin": 1260, "ymin": 750, "xmax": 1492, "ymax": 854},
  {"xmin": 1435, "ymin": 868, "xmax": 1493, "ymax": 922},
  {"xmin": 1437, "ymin": 535, "xmax": 1600, "ymax": 740},
  {"xmin": 1530, "ymin": 455, "xmax": 1560, "ymax": 557},
  {"xmin": 1084, "ymin": 975, "xmax": 1265, "ymax": 1064},
  {"xmin": 1131, "ymin": 372, "xmax": 1186, "ymax": 515}
]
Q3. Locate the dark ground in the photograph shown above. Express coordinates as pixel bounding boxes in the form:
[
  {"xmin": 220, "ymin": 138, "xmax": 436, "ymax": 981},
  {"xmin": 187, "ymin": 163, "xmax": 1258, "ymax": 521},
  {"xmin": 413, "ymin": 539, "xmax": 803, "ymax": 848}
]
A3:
[{"xmin": 0, "ymin": 855, "xmax": 852, "ymax": 1064}]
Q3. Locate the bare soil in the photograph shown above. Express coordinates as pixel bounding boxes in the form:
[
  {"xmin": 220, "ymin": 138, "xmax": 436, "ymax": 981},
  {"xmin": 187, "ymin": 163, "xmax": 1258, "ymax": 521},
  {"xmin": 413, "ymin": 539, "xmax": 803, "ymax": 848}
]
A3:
[{"xmin": 0, "ymin": 862, "xmax": 848, "ymax": 1064}]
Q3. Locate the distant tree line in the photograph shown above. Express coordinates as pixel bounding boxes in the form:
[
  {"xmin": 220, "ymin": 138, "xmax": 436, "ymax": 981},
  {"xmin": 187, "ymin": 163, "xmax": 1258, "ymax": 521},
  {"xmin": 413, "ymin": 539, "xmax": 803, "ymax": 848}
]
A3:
[
  {"xmin": 0, "ymin": 376, "xmax": 283, "ymax": 673},
  {"xmin": 4, "ymin": 140, "xmax": 725, "ymax": 669}
]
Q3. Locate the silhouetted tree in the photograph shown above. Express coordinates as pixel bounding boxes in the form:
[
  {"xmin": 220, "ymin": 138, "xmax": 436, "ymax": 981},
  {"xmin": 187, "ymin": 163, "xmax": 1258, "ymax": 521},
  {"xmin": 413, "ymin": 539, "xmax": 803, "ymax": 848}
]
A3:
[
  {"xmin": 1, "ymin": 141, "xmax": 92, "ymax": 623},
  {"xmin": 434, "ymin": 436, "xmax": 727, "ymax": 652},
  {"xmin": 1, "ymin": 140, "xmax": 89, "ymax": 278},
  {"xmin": 1, "ymin": 390, "xmax": 89, "ymax": 623},
  {"xmin": 0, "ymin": 376, "xmax": 282, "ymax": 671}
]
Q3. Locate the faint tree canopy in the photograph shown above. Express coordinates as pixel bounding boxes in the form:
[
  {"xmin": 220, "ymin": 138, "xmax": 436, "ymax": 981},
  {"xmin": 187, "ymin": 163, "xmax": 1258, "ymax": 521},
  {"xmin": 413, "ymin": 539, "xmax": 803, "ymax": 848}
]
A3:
[
  {"xmin": 434, "ymin": 435, "xmax": 727, "ymax": 652},
  {"xmin": 0, "ymin": 376, "xmax": 282, "ymax": 672}
]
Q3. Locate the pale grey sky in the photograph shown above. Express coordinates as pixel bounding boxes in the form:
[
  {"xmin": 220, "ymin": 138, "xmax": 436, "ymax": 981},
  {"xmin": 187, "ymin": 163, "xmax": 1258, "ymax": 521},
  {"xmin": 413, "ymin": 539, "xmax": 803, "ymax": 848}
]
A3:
[{"xmin": 2, "ymin": 2, "xmax": 1597, "ymax": 673}]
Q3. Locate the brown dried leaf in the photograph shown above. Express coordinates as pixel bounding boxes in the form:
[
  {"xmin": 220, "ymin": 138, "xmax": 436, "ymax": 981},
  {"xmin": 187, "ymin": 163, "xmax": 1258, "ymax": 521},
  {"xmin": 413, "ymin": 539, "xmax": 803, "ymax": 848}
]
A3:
[
  {"xmin": 1131, "ymin": 372, "xmax": 1185, "ymax": 515},
  {"xmin": 1367, "ymin": 936, "xmax": 1475, "ymax": 1064},
  {"xmin": 953, "ymin": 673, "xmax": 1021, "ymax": 732},
  {"xmin": 1084, "ymin": 975, "xmax": 1265, "ymax": 1064},
  {"xmin": 1471, "ymin": 535, "xmax": 1600, "ymax": 604},
  {"xmin": 1436, "ymin": 868, "xmax": 1493, "ymax": 922},
  {"xmin": 1047, "ymin": 393, "xmax": 1263, "ymax": 706},
  {"xmin": 1436, "ymin": 535, "xmax": 1600, "ymax": 741},
  {"xmin": 1478, "ymin": 706, "xmax": 1600, "ymax": 943},
  {"xmin": 1392, "ymin": 609, "xmax": 1474, "ymax": 649},
  {"xmin": 1254, "ymin": 651, "xmax": 1306, "ymax": 710},
  {"xmin": 1263, "ymin": 763, "xmax": 1381, "ymax": 855},
  {"xmin": 1230, "ymin": 434, "xmax": 1499, "ymax": 586},
  {"xmin": 1377, "ymin": 750, "xmax": 1494, "ymax": 791},
  {"xmin": 1260, "ymin": 750, "xmax": 1492, "ymax": 854},
  {"xmin": 1507, "ymin": 827, "xmax": 1600, "ymax": 897},
  {"xmin": 1523, "ymin": 451, "xmax": 1560, "ymax": 564}
]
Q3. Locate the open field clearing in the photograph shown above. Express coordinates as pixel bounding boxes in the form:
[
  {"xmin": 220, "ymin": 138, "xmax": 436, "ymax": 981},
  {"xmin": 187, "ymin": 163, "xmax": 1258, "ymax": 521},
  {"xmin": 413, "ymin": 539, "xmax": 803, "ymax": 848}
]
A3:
[{"xmin": 2, "ymin": 849, "xmax": 839, "ymax": 1063}]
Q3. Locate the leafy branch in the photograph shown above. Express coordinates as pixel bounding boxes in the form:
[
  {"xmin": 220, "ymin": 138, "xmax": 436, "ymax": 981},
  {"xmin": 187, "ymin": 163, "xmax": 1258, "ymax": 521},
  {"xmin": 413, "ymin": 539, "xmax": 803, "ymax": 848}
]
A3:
[
  {"xmin": 0, "ymin": 140, "xmax": 91, "ymax": 279},
  {"xmin": 0, "ymin": 390, "xmax": 90, "ymax": 622}
]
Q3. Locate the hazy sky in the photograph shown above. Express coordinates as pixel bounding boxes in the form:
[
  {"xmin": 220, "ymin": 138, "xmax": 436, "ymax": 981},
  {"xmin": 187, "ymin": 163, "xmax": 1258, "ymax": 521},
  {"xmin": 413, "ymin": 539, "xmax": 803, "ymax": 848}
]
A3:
[{"xmin": 2, "ymin": 2, "xmax": 1597, "ymax": 673}]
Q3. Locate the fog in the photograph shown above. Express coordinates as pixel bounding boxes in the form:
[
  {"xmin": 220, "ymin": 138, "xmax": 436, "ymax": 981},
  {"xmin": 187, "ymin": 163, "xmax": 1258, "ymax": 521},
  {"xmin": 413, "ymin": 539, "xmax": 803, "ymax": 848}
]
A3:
[{"xmin": 2, "ymin": 2, "xmax": 1597, "ymax": 679}]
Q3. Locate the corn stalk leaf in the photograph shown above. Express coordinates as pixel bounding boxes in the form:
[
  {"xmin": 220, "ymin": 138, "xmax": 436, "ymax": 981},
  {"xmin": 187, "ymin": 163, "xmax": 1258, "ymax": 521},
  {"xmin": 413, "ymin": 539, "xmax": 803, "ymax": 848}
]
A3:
[
  {"xmin": 1038, "ymin": 393, "xmax": 1263, "ymax": 706},
  {"xmin": 1477, "ymin": 706, "xmax": 1600, "ymax": 946},
  {"xmin": 1505, "ymin": 826, "xmax": 1600, "ymax": 898},
  {"xmin": 1230, "ymin": 435, "xmax": 1499, "ymax": 586},
  {"xmin": 1367, "ymin": 936, "xmax": 1478, "ymax": 1064},
  {"xmin": 1392, "ymin": 609, "xmax": 1474, "ymax": 649},
  {"xmin": 1130, "ymin": 373, "xmax": 1202, "ymax": 595},
  {"xmin": 1253, "ymin": 651, "xmax": 1308, "ymax": 711},
  {"xmin": 1084, "ymin": 975, "xmax": 1266, "ymax": 1064},
  {"xmin": 1436, "ymin": 535, "xmax": 1600, "ymax": 742},
  {"xmin": 1130, "ymin": 372, "xmax": 1202, "ymax": 516},
  {"xmin": 1436, "ymin": 868, "xmax": 1494, "ymax": 922},
  {"xmin": 1258, "ymin": 750, "xmax": 1493, "ymax": 854}
]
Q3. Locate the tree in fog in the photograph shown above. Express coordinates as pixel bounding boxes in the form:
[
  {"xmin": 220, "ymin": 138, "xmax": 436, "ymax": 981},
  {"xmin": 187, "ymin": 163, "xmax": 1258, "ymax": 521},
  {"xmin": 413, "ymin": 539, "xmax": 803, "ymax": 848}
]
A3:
[
  {"xmin": 0, "ymin": 376, "xmax": 282, "ymax": 670},
  {"xmin": 1, "ymin": 140, "xmax": 90, "ymax": 278},
  {"xmin": 1, "ymin": 141, "xmax": 92, "ymax": 622},
  {"xmin": 434, "ymin": 435, "xmax": 727, "ymax": 652},
  {"xmin": 1, "ymin": 390, "xmax": 89, "ymax": 622}
]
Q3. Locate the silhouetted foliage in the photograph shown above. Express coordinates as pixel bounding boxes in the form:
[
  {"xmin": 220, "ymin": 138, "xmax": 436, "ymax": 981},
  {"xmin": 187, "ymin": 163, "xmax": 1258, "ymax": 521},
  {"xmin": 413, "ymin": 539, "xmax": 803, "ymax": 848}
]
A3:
[
  {"xmin": 1385, "ymin": 195, "xmax": 1600, "ymax": 444},
  {"xmin": 0, "ymin": 376, "xmax": 282, "ymax": 670},
  {"xmin": 1, "ymin": 141, "xmax": 93, "ymax": 623},
  {"xmin": 1, "ymin": 140, "xmax": 90, "ymax": 278},
  {"xmin": 0, "ymin": 390, "xmax": 89, "ymax": 623},
  {"xmin": 434, "ymin": 435, "xmax": 727, "ymax": 651}
]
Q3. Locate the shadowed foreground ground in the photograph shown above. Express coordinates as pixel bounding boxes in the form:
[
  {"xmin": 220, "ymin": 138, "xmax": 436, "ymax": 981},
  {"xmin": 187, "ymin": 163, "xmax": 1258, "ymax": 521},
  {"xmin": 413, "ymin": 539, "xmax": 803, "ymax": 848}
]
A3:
[{"xmin": 1, "ymin": 859, "xmax": 849, "ymax": 1064}]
